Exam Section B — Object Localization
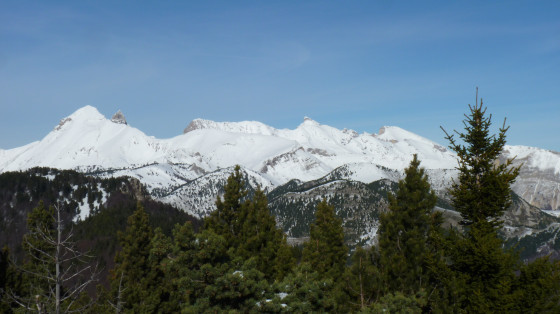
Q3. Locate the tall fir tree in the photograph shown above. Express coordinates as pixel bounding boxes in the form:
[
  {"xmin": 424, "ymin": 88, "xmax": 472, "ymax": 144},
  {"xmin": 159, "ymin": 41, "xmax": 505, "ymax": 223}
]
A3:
[
  {"xmin": 205, "ymin": 165, "xmax": 247, "ymax": 249},
  {"xmin": 205, "ymin": 166, "xmax": 294, "ymax": 282},
  {"xmin": 442, "ymin": 98, "xmax": 519, "ymax": 230},
  {"xmin": 377, "ymin": 154, "xmax": 440, "ymax": 296},
  {"xmin": 110, "ymin": 202, "xmax": 162, "ymax": 312},
  {"xmin": 442, "ymin": 94, "xmax": 520, "ymax": 312},
  {"xmin": 238, "ymin": 188, "xmax": 294, "ymax": 281},
  {"xmin": 302, "ymin": 199, "xmax": 348, "ymax": 280}
]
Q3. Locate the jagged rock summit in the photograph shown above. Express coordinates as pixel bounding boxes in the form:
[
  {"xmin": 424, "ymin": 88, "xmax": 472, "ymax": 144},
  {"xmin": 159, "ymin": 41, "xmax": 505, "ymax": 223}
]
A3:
[{"xmin": 111, "ymin": 110, "xmax": 127, "ymax": 125}]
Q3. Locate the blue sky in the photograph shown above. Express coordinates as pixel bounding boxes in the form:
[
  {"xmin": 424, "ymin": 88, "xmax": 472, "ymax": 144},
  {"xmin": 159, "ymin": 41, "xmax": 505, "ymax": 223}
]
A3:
[{"xmin": 1, "ymin": 1, "xmax": 559, "ymax": 151}]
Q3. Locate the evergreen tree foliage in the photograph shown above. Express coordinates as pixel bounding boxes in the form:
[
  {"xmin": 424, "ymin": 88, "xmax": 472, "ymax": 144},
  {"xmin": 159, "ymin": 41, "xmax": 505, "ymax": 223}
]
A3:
[
  {"xmin": 442, "ymin": 99, "xmax": 520, "ymax": 230},
  {"xmin": 238, "ymin": 188, "xmax": 294, "ymax": 281},
  {"xmin": 302, "ymin": 199, "xmax": 348, "ymax": 280},
  {"xmin": 164, "ymin": 226, "xmax": 270, "ymax": 313},
  {"xmin": 185, "ymin": 257, "xmax": 269, "ymax": 313},
  {"xmin": 205, "ymin": 166, "xmax": 293, "ymax": 282},
  {"xmin": 9, "ymin": 201, "xmax": 58, "ymax": 311},
  {"xmin": 422, "ymin": 228, "xmax": 466, "ymax": 313},
  {"xmin": 0, "ymin": 246, "xmax": 16, "ymax": 313},
  {"xmin": 377, "ymin": 154, "xmax": 439, "ymax": 296},
  {"xmin": 158, "ymin": 167, "xmax": 296, "ymax": 311},
  {"xmin": 369, "ymin": 290, "xmax": 427, "ymax": 314},
  {"xmin": 145, "ymin": 227, "xmax": 175, "ymax": 312},
  {"xmin": 273, "ymin": 239, "xmax": 296, "ymax": 282},
  {"xmin": 110, "ymin": 202, "xmax": 163, "ymax": 312},
  {"xmin": 205, "ymin": 165, "xmax": 247, "ymax": 249},
  {"xmin": 162, "ymin": 226, "xmax": 231, "ymax": 310},
  {"xmin": 511, "ymin": 257, "xmax": 560, "ymax": 313},
  {"xmin": 341, "ymin": 246, "xmax": 380, "ymax": 311},
  {"xmin": 442, "ymin": 96, "xmax": 520, "ymax": 312},
  {"xmin": 21, "ymin": 201, "xmax": 57, "ymax": 297},
  {"xmin": 268, "ymin": 263, "xmax": 336, "ymax": 312},
  {"xmin": 163, "ymin": 221, "xmax": 197, "ymax": 308}
]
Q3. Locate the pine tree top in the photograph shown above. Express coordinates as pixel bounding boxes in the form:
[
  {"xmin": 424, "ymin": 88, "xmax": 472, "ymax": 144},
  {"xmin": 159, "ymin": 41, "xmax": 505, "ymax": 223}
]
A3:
[{"xmin": 441, "ymin": 96, "xmax": 520, "ymax": 229}]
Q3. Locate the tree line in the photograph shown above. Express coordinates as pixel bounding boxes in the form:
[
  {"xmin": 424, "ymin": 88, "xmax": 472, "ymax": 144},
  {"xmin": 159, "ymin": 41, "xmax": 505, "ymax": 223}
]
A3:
[{"xmin": 2, "ymin": 101, "xmax": 560, "ymax": 312}]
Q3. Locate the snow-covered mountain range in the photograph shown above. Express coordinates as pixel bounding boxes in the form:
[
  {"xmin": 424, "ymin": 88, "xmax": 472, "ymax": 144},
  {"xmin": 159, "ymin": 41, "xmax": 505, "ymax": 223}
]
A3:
[{"xmin": 0, "ymin": 106, "xmax": 558, "ymax": 218}]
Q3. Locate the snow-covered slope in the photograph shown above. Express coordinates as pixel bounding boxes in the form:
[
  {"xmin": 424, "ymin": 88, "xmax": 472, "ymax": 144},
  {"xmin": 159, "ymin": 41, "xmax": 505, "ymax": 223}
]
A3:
[
  {"xmin": 0, "ymin": 106, "xmax": 166, "ymax": 171},
  {"xmin": 0, "ymin": 106, "xmax": 458, "ymax": 185},
  {"xmin": 503, "ymin": 146, "xmax": 560, "ymax": 211},
  {"xmin": 0, "ymin": 106, "xmax": 558, "ymax": 216}
]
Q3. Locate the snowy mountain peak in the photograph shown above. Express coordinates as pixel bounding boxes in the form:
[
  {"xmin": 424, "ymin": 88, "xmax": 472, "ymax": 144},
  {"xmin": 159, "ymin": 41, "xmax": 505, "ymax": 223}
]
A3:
[
  {"xmin": 68, "ymin": 105, "xmax": 106, "ymax": 121},
  {"xmin": 183, "ymin": 118, "xmax": 276, "ymax": 135},
  {"xmin": 376, "ymin": 126, "xmax": 436, "ymax": 145},
  {"xmin": 183, "ymin": 119, "xmax": 208, "ymax": 133},
  {"xmin": 54, "ymin": 106, "xmax": 106, "ymax": 131},
  {"xmin": 111, "ymin": 110, "xmax": 127, "ymax": 125},
  {"xmin": 301, "ymin": 116, "xmax": 319, "ymax": 126}
]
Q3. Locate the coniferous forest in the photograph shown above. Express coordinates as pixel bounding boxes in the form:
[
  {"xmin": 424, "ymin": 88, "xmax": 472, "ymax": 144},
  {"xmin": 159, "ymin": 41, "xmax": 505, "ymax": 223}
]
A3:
[{"xmin": 2, "ymin": 104, "xmax": 560, "ymax": 313}]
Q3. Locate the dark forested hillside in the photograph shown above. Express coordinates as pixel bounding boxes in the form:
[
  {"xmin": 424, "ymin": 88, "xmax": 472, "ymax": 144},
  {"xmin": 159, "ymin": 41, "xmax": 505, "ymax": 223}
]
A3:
[{"xmin": 0, "ymin": 168, "xmax": 201, "ymax": 287}]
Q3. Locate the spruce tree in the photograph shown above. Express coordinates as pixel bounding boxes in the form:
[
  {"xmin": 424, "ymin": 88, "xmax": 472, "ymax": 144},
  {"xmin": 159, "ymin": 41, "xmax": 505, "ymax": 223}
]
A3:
[
  {"xmin": 377, "ymin": 154, "xmax": 439, "ymax": 295},
  {"xmin": 302, "ymin": 199, "xmax": 347, "ymax": 280},
  {"xmin": 442, "ymin": 99, "xmax": 519, "ymax": 230},
  {"xmin": 110, "ymin": 202, "xmax": 160, "ymax": 312},
  {"xmin": 206, "ymin": 166, "xmax": 294, "ymax": 282},
  {"xmin": 238, "ymin": 188, "xmax": 294, "ymax": 281},
  {"xmin": 205, "ymin": 165, "xmax": 247, "ymax": 248},
  {"xmin": 442, "ymin": 95, "xmax": 520, "ymax": 311}
]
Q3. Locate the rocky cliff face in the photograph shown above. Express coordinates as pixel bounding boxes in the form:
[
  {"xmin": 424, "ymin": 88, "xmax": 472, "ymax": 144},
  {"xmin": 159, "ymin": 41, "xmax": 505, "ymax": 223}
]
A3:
[{"xmin": 111, "ymin": 110, "xmax": 127, "ymax": 125}]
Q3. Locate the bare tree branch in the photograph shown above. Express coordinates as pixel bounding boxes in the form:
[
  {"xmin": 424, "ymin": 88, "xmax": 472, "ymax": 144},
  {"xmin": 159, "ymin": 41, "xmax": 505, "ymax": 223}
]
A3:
[{"xmin": 9, "ymin": 203, "xmax": 100, "ymax": 313}]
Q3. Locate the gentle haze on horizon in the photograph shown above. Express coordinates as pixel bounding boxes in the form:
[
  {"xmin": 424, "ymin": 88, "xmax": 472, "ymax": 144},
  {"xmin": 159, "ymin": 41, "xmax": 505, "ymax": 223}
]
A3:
[{"xmin": 1, "ymin": 1, "xmax": 559, "ymax": 151}]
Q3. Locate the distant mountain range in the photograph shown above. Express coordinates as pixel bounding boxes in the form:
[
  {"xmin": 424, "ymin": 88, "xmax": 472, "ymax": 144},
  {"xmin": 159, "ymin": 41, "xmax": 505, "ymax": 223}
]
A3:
[
  {"xmin": 1, "ymin": 106, "xmax": 559, "ymax": 258},
  {"xmin": 0, "ymin": 106, "xmax": 558, "ymax": 216}
]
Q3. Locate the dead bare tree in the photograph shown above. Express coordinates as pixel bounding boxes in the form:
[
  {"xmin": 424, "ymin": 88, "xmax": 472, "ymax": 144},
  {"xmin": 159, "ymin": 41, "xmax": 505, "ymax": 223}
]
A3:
[
  {"xmin": 8, "ymin": 203, "xmax": 99, "ymax": 313},
  {"xmin": 108, "ymin": 271, "xmax": 126, "ymax": 314}
]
